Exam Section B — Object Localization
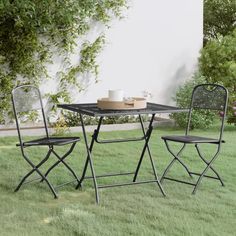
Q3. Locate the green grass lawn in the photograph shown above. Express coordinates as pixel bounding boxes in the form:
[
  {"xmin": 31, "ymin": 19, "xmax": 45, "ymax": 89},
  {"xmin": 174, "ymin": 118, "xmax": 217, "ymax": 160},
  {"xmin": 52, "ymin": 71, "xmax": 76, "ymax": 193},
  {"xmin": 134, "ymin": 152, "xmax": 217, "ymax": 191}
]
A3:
[{"xmin": 0, "ymin": 125, "xmax": 236, "ymax": 236}]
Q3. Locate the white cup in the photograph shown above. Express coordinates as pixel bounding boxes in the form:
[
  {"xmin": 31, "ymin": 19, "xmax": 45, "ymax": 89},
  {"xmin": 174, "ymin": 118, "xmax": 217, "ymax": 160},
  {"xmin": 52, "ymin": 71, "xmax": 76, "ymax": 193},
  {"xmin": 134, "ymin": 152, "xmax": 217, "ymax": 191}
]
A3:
[{"xmin": 108, "ymin": 89, "xmax": 124, "ymax": 102}]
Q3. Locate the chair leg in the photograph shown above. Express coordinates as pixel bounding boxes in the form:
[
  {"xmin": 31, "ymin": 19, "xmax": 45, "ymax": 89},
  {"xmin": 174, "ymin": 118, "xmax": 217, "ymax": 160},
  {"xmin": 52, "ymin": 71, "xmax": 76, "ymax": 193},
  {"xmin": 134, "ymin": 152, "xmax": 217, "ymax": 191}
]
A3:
[
  {"xmin": 15, "ymin": 150, "xmax": 58, "ymax": 198},
  {"xmin": 34, "ymin": 167, "xmax": 58, "ymax": 198},
  {"xmin": 51, "ymin": 148, "xmax": 80, "ymax": 185},
  {"xmin": 15, "ymin": 168, "xmax": 37, "ymax": 193},
  {"xmin": 15, "ymin": 149, "xmax": 51, "ymax": 191},
  {"xmin": 161, "ymin": 141, "xmax": 192, "ymax": 183},
  {"xmin": 192, "ymin": 145, "xmax": 221, "ymax": 194},
  {"xmin": 195, "ymin": 144, "xmax": 224, "ymax": 186},
  {"xmin": 42, "ymin": 143, "xmax": 80, "ymax": 186}
]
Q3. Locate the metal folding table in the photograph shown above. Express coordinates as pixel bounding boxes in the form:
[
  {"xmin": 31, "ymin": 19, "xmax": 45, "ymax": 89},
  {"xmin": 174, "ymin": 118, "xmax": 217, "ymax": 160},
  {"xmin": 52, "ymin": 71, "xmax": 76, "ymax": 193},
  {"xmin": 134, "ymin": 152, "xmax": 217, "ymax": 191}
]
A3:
[{"xmin": 58, "ymin": 102, "xmax": 187, "ymax": 203}]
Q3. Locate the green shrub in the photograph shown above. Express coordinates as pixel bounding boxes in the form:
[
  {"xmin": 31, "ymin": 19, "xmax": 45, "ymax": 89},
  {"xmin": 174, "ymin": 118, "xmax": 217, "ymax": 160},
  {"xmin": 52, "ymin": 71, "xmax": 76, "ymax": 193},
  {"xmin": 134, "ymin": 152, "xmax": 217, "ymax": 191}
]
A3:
[
  {"xmin": 204, "ymin": 0, "xmax": 236, "ymax": 44},
  {"xmin": 171, "ymin": 74, "xmax": 216, "ymax": 129},
  {"xmin": 199, "ymin": 29, "xmax": 236, "ymax": 125}
]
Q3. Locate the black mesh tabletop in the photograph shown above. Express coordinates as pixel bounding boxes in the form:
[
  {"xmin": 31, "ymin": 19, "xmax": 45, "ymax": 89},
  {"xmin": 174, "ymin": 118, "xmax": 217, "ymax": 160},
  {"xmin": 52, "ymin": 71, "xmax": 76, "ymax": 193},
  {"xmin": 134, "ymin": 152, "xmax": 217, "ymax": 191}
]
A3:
[{"xmin": 58, "ymin": 103, "xmax": 188, "ymax": 117}]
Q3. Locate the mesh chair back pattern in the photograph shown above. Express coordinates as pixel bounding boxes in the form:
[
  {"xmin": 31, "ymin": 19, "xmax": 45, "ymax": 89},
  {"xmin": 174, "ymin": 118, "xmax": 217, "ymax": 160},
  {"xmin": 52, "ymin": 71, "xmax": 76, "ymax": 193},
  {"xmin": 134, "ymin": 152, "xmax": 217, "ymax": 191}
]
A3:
[
  {"xmin": 12, "ymin": 86, "xmax": 42, "ymax": 113},
  {"xmin": 187, "ymin": 84, "xmax": 228, "ymax": 139},
  {"xmin": 191, "ymin": 85, "xmax": 228, "ymax": 111},
  {"xmin": 12, "ymin": 85, "xmax": 49, "ymax": 142}
]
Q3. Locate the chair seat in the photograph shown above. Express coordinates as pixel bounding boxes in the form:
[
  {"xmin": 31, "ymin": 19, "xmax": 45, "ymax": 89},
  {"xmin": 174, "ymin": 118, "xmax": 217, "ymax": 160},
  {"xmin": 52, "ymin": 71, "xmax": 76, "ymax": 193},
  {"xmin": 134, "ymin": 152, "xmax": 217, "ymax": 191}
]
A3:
[
  {"xmin": 161, "ymin": 135, "xmax": 221, "ymax": 144},
  {"xmin": 17, "ymin": 136, "xmax": 80, "ymax": 147}
]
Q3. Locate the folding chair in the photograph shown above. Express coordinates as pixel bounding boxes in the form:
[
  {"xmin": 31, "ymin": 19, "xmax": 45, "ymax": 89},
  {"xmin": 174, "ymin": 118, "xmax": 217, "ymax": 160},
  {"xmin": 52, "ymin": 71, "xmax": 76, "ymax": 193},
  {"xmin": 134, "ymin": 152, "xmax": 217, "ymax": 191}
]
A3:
[
  {"xmin": 160, "ymin": 84, "xmax": 228, "ymax": 194},
  {"xmin": 12, "ymin": 85, "xmax": 81, "ymax": 198}
]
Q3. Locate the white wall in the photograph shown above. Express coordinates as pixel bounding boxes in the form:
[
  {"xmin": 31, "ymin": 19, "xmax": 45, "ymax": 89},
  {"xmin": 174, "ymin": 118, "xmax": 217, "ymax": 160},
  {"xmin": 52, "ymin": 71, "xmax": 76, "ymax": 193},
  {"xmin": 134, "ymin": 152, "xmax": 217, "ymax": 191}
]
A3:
[{"xmin": 75, "ymin": 0, "xmax": 203, "ymax": 105}]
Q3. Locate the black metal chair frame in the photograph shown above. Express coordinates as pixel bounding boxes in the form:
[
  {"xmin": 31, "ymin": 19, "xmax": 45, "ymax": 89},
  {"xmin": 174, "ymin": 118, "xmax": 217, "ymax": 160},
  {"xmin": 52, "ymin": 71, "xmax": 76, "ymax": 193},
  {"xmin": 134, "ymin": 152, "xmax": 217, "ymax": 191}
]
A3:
[
  {"xmin": 160, "ymin": 84, "xmax": 228, "ymax": 194},
  {"xmin": 12, "ymin": 85, "xmax": 81, "ymax": 198}
]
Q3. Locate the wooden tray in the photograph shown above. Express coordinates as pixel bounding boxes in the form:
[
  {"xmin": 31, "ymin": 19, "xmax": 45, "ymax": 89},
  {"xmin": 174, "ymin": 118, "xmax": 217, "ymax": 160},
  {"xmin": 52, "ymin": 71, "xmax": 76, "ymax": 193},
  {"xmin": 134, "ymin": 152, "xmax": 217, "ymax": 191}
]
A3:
[{"xmin": 97, "ymin": 97, "xmax": 147, "ymax": 110}]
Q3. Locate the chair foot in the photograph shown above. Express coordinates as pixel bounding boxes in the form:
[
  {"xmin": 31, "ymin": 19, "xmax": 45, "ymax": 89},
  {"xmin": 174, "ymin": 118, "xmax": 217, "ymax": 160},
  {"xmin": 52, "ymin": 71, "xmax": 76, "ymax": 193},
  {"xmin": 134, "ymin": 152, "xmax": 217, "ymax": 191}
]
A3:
[
  {"xmin": 75, "ymin": 182, "xmax": 82, "ymax": 189},
  {"xmin": 14, "ymin": 182, "xmax": 23, "ymax": 192},
  {"xmin": 219, "ymin": 179, "xmax": 225, "ymax": 186},
  {"xmin": 192, "ymin": 185, "xmax": 198, "ymax": 195},
  {"xmin": 50, "ymin": 189, "xmax": 58, "ymax": 199}
]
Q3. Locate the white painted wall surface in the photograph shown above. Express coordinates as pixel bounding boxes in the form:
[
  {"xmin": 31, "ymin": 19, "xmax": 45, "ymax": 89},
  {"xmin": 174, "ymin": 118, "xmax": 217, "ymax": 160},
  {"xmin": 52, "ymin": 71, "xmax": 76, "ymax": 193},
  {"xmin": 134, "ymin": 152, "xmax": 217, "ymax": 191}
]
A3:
[
  {"xmin": 43, "ymin": 0, "xmax": 203, "ymax": 105},
  {"xmin": 76, "ymin": 0, "xmax": 203, "ymax": 105}
]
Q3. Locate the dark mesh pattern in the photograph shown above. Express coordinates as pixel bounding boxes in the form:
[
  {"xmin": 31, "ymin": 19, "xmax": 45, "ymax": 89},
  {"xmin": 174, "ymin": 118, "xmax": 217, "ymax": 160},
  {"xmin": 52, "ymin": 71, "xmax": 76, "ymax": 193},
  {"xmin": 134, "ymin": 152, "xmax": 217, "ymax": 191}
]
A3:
[
  {"xmin": 17, "ymin": 137, "xmax": 81, "ymax": 146},
  {"xmin": 58, "ymin": 103, "xmax": 187, "ymax": 117},
  {"xmin": 12, "ymin": 86, "xmax": 41, "ymax": 113},
  {"xmin": 162, "ymin": 135, "xmax": 220, "ymax": 144},
  {"xmin": 192, "ymin": 85, "xmax": 227, "ymax": 110}
]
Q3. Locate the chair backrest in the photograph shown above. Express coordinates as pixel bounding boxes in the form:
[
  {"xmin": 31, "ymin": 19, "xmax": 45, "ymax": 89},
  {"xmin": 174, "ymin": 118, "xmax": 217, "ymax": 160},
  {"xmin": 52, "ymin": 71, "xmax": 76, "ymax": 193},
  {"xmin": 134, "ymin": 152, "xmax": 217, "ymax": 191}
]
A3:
[
  {"xmin": 11, "ymin": 85, "xmax": 49, "ymax": 145},
  {"xmin": 186, "ymin": 84, "xmax": 228, "ymax": 141}
]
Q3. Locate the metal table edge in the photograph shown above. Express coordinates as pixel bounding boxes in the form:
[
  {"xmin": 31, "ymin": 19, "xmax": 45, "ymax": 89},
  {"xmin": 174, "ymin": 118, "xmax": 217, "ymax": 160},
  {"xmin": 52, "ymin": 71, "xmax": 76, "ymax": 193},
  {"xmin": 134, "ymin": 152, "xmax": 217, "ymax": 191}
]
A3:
[{"xmin": 57, "ymin": 103, "xmax": 188, "ymax": 117}]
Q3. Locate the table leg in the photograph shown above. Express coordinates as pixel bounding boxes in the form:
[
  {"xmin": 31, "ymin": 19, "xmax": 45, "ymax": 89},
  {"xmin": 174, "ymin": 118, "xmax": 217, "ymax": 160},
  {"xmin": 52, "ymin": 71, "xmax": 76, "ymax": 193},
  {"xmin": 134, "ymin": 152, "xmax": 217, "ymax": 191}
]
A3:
[
  {"xmin": 77, "ymin": 114, "xmax": 103, "ymax": 204},
  {"xmin": 133, "ymin": 114, "xmax": 165, "ymax": 196}
]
